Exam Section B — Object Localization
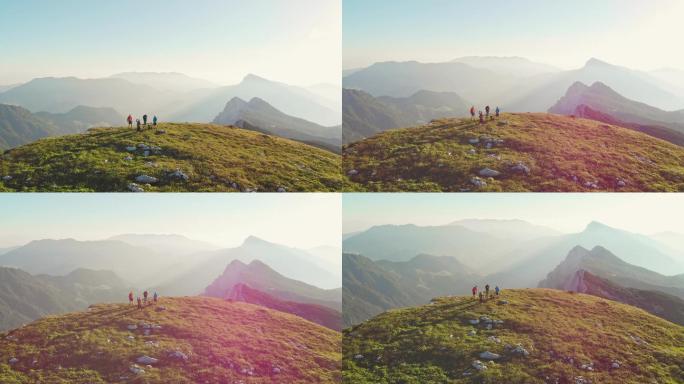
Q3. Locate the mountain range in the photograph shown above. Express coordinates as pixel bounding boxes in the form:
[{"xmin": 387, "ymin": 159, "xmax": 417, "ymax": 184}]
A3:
[
  {"xmin": 549, "ymin": 81, "xmax": 684, "ymax": 146},
  {"xmin": 344, "ymin": 57, "xmax": 684, "ymax": 112}
]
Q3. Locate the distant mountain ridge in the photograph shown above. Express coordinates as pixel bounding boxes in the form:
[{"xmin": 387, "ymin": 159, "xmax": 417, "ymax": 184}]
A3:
[{"xmin": 0, "ymin": 104, "xmax": 57, "ymax": 150}]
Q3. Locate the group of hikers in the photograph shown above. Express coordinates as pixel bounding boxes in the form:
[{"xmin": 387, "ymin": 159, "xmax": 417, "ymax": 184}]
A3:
[
  {"xmin": 469, "ymin": 105, "xmax": 500, "ymax": 124},
  {"xmin": 471, "ymin": 284, "xmax": 500, "ymax": 303},
  {"xmin": 128, "ymin": 290, "xmax": 158, "ymax": 310},
  {"xmin": 126, "ymin": 114, "xmax": 158, "ymax": 131}
]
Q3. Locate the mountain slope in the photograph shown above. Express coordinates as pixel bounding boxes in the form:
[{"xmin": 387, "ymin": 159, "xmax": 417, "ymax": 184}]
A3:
[
  {"xmin": 343, "ymin": 289, "xmax": 684, "ymax": 383},
  {"xmin": 35, "ymin": 106, "xmax": 124, "ymax": 134},
  {"xmin": 0, "ymin": 297, "xmax": 341, "ymax": 383},
  {"xmin": 343, "ymin": 88, "xmax": 470, "ymax": 144},
  {"xmin": 172, "ymin": 74, "xmax": 340, "ymax": 126},
  {"xmin": 450, "ymin": 56, "xmax": 560, "ymax": 77},
  {"xmin": 109, "ymin": 72, "xmax": 217, "ymax": 92},
  {"xmin": 343, "ymin": 253, "xmax": 479, "ymax": 326},
  {"xmin": 0, "ymin": 104, "xmax": 57, "ymax": 150},
  {"xmin": 213, "ymin": 97, "xmax": 341, "ymax": 151},
  {"xmin": 539, "ymin": 245, "xmax": 684, "ymax": 299},
  {"xmin": 0, "ymin": 122, "xmax": 345, "ymax": 192},
  {"xmin": 549, "ymin": 82, "xmax": 684, "ymax": 145},
  {"xmin": 343, "ymin": 113, "xmax": 684, "ymax": 192},
  {"xmin": 227, "ymin": 283, "xmax": 342, "ymax": 331},
  {"xmin": 107, "ymin": 234, "xmax": 219, "ymax": 256},
  {"xmin": 0, "ymin": 267, "xmax": 128, "ymax": 331},
  {"xmin": 204, "ymin": 260, "xmax": 341, "ymax": 311}
]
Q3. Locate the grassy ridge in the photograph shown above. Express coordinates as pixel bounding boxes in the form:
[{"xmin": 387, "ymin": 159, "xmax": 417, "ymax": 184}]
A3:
[
  {"xmin": 343, "ymin": 289, "xmax": 684, "ymax": 384},
  {"xmin": 0, "ymin": 123, "xmax": 346, "ymax": 192},
  {"xmin": 0, "ymin": 296, "xmax": 341, "ymax": 383},
  {"xmin": 343, "ymin": 113, "xmax": 684, "ymax": 191}
]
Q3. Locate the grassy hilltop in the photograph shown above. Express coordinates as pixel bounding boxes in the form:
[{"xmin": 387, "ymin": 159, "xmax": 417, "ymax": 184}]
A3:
[
  {"xmin": 0, "ymin": 296, "xmax": 341, "ymax": 383},
  {"xmin": 343, "ymin": 113, "xmax": 684, "ymax": 192},
  {"xmin": 0, "ymin": 123, "xmax": 346, "ymax": 192},
  {"xmin": 343, "ymin": 289, "xmax": 684, "ymax": 384}
]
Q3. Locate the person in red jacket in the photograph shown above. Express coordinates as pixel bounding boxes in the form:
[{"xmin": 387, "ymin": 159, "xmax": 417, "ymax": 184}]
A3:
[
  {"xmin": 128, "ymin": 291, "xmax": 134, "ymax": 305},
  {"xmin": 469, "ymin": 106, "xmax": 475, "ymax": 120},
  {"xmin": 472, "ymin": 285, "xmax": 478, "ymax": 297},
  {"xmin": 127, "ymin": 114, "xmax": 133, "ymax": 128}
]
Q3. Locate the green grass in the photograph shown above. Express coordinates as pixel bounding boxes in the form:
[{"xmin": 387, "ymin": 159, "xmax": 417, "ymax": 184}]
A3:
[
  {"xmin": 343, "ymin": 113, "xmax": 684, "ymax": 192},
  {"xmin": 0, "ymin": 123, "xmax": 347, "ymax": 192},
  {"xmin": 0, "ymin": 296, "xmax": 341, "ymax": 383},
  {"xmin": 343, "ymin": 289, "xmax": 684, "ymax": 384}
]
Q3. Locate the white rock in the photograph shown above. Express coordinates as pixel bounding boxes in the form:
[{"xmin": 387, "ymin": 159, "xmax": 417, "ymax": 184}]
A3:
[
  {"xmin": 135, "ymin": 175, "xmax": 158, "ymax": 184},
  {"xmin": 468, "ymin": 329, "xmax": 477, "ymax": 336},
  {"xmin": 136, "ymin": 355, "xmax": 158, "ymax": 365},
  {"xmin": 612, "ymin": 361, "xmax": 620, "ymax": 369},
  {"xmin": 128, "ymin": 183, "xmax": 144, "ymax": 192},
  {"xmin": 2, "ymin": 175, "xmax": 12, "ymax": 181},
  {"xmin": 468, "ymin": 319, "xmax": 480, "ymax": 325},
  {"xmin": 168, "ymin": 169, "xmax": 189, "ymax": 181},
  {"xmin": 470, "ymin": 177, "xmax": 487, "ymax": 188},
  {"xmin": 277, "ymin": 187, "xmax": 286, "ymax": 192},
  {"xmin": 472, "ymin": 360, "xmax": 487, "ymax": 371},
  {"xmin": 127, "ymin": 324, "xmax": 138, "ymax": 330},
  {"xmin": 9, "ymin": 357, "xmax": 18, "ymax": 364},
  {"xmin": 126, "ymin": 146, "xmax": 136, "ymax": 152},
  {"xmin": 511, "ymin": 163, "xmax": 531, "ymax": 175},
  {"xmin": 479, "ymin": 168, "xmax": 500, "ymax": 177},
  {"xmin": 479, "ymin": 351, "xmax": 501, "ymax": 360},
  {"xmin": 124, "ymin": 155, "xmax": 133, "ymax": 161},
  {"xmin": 129, "ymin": 364, "xmax": 145, "ymax": 375},
  {"xmin": 468, "ymin": 138, "xmax": 480, "ymax": 144},
  {"xmin": 168, "ymin": 350, "xmax": 189, "ymax": 361},
  {"xmin": 347, "ymin": 169, "xmax": 359, "ymax": 176},
  {"xmin": 354, "ymin": 354, "xmax": 364, "ymax": 360}
]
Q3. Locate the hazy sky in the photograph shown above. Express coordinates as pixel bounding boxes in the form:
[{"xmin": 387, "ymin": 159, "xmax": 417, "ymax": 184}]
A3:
[
  {"xmin": 343, "ymin": 0, "xmax": 684, "ymax": 71},
  {"xmin": 0, "ymin": 194, "xmax": 341, "ymax": 249},
  {"xmin": 343, "ymin": 193, "xmax": 684, "ymax": 235},
  {"xmin": 0, "ymin": 0, "xmax": 341, "ymax": 86}
]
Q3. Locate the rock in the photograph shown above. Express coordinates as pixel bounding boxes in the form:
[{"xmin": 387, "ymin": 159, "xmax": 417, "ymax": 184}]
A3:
[
  {"xmin": 468, "ymin": 138, "xmax": 480, "ymax": 144},
  {"xmin": 497, "ymin": 120, "xmax": 508, "ymax": 126},
  {"xmin": 574, "ymin": 377, "xmax": 589, "ymax": 384},
  {"xmin": 583, "ymin": 181, "xmax": 599, "ymax": 189},
  {"xmin": 168, "ymin": 350, "xmax": 189, "ymax": 361},
  {"xmin": 128, "ymin": 183, "xmax": 144, "ymax": 192},
  {"xmin": 143, "ymin": 150, "xmax": 150, "ymax": 157},
  {"xmin": 9, "ymin": 357, "xmax": 18, "ymax": 364},
  {"xmin": 479, "ymin": 168, "xmax": 500, "ymax": 177},
  {"xmin": 124, "ymin": 155, "xmax": 134, "ymax": 161},
  {"xmin": 479, "ymin": 316, "xmax": 492, "ymax": 324},
  {"xmin": 144, "ymin": 329, "xmax": 150, "ymax": 336},
  {"xmin": 277, "ymin": 187, "xmax": 286, "ymax": 192},
  {"xmin": 486, "ymin": 324, "xmax": 492, "ymax": 330},
  {"xmin": 487, "ymin": 336, "xmax": 501, "ymax": 343},
  {"xmin": 155, "ymin": 306, "xmax": 167, "ymax": 312},
  {"xmin": 468, "ymin": 148, "xmax": 477, "ymax": 154},
  {"xmin": 129, "ymin": 364, "xmax": 145, "ymax": 375},
  {"xmin": 472, "ymin": 360, "xmax": 488, "ymax": 371},
  {"xmin": 156, "ymin": 129, "xmax": 166, "ymax": 134},
  {"xmin": 272, "ymin": 367, "xmax": 281, "ymax": 374},
  {"xmin": 127, "ymin": 324, "xmax": 138, "ymax": 330},
  {"xmin": 616, "ymin": 179, "xmax": 627, "ymax": 188},
  {"xmin": 347, "ymin": 169, "xmax": 359, "ymax": 176},
  {"xmin": 470, "ymin": 177, "xmax": 487, "ymax": 188},
  {"xmin": 468, "ymin": 329, "xmax": 477, "ymax": 336},
  {"xmin": 2, "ymin": 175, "xmax": 12, "ymax": 181},
  {"xmin": 611, "ymin": 361, "xmax": 620, "ymax": 369},
  {"xmin": 510, "ymin": 344, "xmax": 530, "ymax": 357},
  {"xmin": 479, "ymin": 351, "xmax": 501, "ymax": 360},
  {"xmin": 136, "ymin": 355, "xmax": 158, "ymax": 365},
  {"xmin": 354, "ymin": 354, "xmax": 364, "ymax": 360},
  {"xmin": 135, "ymin": 175, "xmax": 158, "ymax": 184},
  {"xmin": 497, "ymin": 300, "xmax": 509, "ymax": 305},
  {"xmin": 137, "ymin": 143, "xmax": 149, "ymax": 150},
  {"xmin": 127, "ymin": 335, "xmax": 135, "ymax": 340},
  {"xmin": 167, "ymin": 169, "xmax": 189, "ymax": 181},
  {"xmin": 126, "ymin": 146, "xmax": 137, "ymax": 152},
  {"xmin": 511, "ymin": 163, "xmax": 531, "ymax": 175},
  {"xmin": 468, "ymin": 319, "xmax": 480, "ymax": 325}
]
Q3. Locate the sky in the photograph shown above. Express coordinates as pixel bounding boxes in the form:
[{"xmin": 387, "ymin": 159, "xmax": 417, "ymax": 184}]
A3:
[
  {"xmin": 343, "ymin": 0, "xmax": 684, "ymax": 71},
  {"xmin": 0, "ymin": 0, "xmax": 341, "ymax": 86},
  {"xmin": 0, "ymin": 194, "xmax": 341, "ymax": 249},
  {"xmin": 343, "ymin": 193, "xmax": 684, "ymax": 235}
]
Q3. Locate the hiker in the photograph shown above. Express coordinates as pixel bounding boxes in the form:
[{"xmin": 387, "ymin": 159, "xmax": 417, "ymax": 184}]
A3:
[
  {"xmin": 485, "ymin": 105, "xmax": 490, "ymax": 118},
  {"xmin": 479, "ymin": 111, "xmax": 484, "ymax": 124},
  {"xmin": 472, "ymin": 285, "xmax": 478, "ymax": 297},
  {"xmin": 128, "ymin": 291, "xmax": 134, "ymax": 305},
  {"xmin": 136, "ymin": 119, "xmax": 141, "ymax": 132},
  {"xmin": 137, "ymin": 297, "xmax": 142, "ymax": 310},
  {"xmin": 143, "ymin": 114, "xmax": 148, "ymax": 126},
  {"xmin": 127, "ymin": 115, "xmax": 133, "ymax": 128},
  {"xmin": 143, "ymin": 290, "xmax": 148, "ymax": 305},
  {"xmin": 479, "ymin": 292, "xmax": 484, "ymax": 303},
  {"xmin": 495, "ymin": 106, "xmax": 500, "ymax": 118},
  {"xmin": 495, "ymin": 286, "xmax": 500, "ymax": 296},
  {"xmin": 485, "ymin": 284, "xmax": 490, "ymax": 298},
  {"xmin": 153, "ymin": 292, "xmax": 158, "ymax": 304},
  {"xmin": 469, "ymin": 106, "xmax": 475, "ymax": 120},
  {"xmin": 153, "ymin": 115, "xmax": 158, "ymax": 126}
]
